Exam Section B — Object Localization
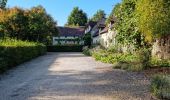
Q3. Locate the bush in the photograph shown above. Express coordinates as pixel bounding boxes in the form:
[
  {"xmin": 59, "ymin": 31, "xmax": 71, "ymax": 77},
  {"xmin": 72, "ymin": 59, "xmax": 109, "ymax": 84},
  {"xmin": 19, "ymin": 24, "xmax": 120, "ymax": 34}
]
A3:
[
  {"xmin": 136, "ymin": 48, "xmax": 151, "ymax": 69},
  {"xmin": 151, "ymin": 58, "xmax": 170, "ymax": 68},
  {"xmin": 83, "ymin": 33, "xmax": 92, "ymax": 47},
  {"xmin": 89, "ymin": 46, "xmax": 169, "ymax": 71},
  {"xmin": 47, "ymin": 45, "xmax": 83, "ymax": 52},
  {"xmin": 82, "ymin": 46, "xmax": 92, "ymax": 56},
  {"xmin": 0, "ymin": 39, "xmax": 46, "ymax": 73},
  {"xmin": 89, "ymin": 46, "xmax": 153, "ymax": 71},
  {"xmin": 107, "ymin": 45, "xmax": 119, "ymax": 53},
  {"xmin": 151, "ymin": 75, "xmax": 170, "ymax": 99}
]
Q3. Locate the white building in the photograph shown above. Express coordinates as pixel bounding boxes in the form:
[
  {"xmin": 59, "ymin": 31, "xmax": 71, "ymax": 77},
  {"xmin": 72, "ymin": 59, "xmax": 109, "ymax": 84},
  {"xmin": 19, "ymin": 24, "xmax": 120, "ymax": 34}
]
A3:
[
  {"xmin": 99, "ymin": 22, "xmax": 117, "ymax": 48},
  {"xmin": 53, "ymin": 27, "xmax": 84, "ymax": 45},
  {"xmin": 85, "ymin": 18, "xmax": 116, "ymax": 48}
]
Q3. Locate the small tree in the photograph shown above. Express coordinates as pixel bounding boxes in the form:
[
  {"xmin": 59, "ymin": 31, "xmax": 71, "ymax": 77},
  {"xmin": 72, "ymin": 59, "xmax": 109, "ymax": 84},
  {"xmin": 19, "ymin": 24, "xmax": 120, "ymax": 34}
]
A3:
[
  {"xmin": 90, "ymin": 10, "xmax": 106, "ymax": 22},
  {"xmin": 83, "ymin": 33, "xmax": 92, "ymax": 47},
  {"xmin": 66, "ymin": 7, "xmax": 87, "ymax": 26}
]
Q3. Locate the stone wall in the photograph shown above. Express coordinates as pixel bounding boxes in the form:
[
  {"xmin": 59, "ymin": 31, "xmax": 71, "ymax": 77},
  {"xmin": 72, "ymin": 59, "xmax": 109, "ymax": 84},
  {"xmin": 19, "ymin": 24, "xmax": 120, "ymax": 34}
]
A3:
[{"xmin": 152, "ymin": 35, "xmax": 170, "ymax": 59}]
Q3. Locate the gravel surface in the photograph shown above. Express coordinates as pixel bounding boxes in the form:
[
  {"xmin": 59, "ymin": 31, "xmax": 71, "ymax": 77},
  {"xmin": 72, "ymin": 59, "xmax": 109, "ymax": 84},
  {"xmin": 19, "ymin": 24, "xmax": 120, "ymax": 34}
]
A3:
[{"xmin": 0, "ymin": 52, "xmax": 152, "ymax": 100}]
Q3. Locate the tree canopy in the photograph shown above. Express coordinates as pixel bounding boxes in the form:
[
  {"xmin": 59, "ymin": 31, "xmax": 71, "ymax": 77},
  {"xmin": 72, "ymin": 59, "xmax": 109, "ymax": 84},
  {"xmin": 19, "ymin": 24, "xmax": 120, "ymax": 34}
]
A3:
[
  {"xmin": 0, "ymin": 0, "xmax": 7, "ymax": 9},
  {"xmin": 113, "ymin": 0, "xmax": 145, "ymax": 48},
  {"xmin": 136, "ymin": 0, "xmax": 170, "ymax": 42},
  {"xmin": 0, "ymin": 6, "xmax": 58, "ymax": 45},
  {"xmin": 66, "ymin": 7, "xmax": 87, "ymax": 26},
  {"xmin": 90, "ymin": 10, "xmax": 106, "ymax": 22}
]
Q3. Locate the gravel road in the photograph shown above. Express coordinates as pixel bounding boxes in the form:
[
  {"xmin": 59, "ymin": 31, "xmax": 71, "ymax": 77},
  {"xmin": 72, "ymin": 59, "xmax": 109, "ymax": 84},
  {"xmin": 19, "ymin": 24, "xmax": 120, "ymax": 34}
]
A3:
[{"xmin": 0, "ymin": 52, "xmax": 152, "ymax": 100}]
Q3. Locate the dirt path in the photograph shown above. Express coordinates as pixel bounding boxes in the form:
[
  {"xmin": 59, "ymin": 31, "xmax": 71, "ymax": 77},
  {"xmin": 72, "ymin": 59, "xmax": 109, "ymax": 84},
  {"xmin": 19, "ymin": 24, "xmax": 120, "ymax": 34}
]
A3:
[{"xmin": 0, "ymin": 52, "xmax": 152, "ymax": 100}]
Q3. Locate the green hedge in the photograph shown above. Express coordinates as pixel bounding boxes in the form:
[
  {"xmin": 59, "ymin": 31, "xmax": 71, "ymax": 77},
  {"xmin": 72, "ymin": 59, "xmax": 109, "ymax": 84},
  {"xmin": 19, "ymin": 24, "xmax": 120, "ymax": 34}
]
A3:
[
  {"xmin": 47, "ymin": 45, "xmax": 83, "ymax": 52},
  {"xmin": 0, "ymin": 39, "xmax": 46, "ymax": 73}
]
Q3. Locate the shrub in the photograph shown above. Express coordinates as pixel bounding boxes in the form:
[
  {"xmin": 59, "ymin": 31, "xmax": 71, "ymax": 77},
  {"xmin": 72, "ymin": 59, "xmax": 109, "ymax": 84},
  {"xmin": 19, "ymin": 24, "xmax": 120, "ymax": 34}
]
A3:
[
  {"xmin": 82, "ymin": 46, "xmax": 92, "ymax": 56},
  {"xmin": 151, "ymin": 75, "xmax": 170, "ymax": 99},
  {"xmin": 0, "ymin": 39, "xmax": 46, "ymax": 73},
  {"xmin": 83, "ymin": 33, "xmax": 92, "ymax": 47},
  {"xmin": 107, "ymin": 45, "xmax": 119, "ymax": 53},
  {"xmin": 136, "ymin": 48, "xmax": 151, "ymax": 69},
  {"xmin": 151, "ymin": 57, "xmax": 170, "ymax": 68},
  {"xmin": 47, "ymin": 45, "xmax": 83, "ymax": 52},
  {"xmin": 89, "ymin": 46, "xmax": 153, "ymax": 71}
]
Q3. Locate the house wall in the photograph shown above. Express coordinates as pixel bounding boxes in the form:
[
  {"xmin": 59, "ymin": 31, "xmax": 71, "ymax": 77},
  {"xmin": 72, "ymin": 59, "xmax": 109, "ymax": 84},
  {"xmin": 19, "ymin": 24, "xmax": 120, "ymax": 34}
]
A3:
[
  {"xmin": 152, "ymin": 35, "xmax": 170, "ymax": 59},
  {"xmin": 85, "ymin": 26, "xmax": 91, "ymax": 34},
  {"xmin": 99, "ymin": 30, "xmax": 117, "ymax": 48},
  {"xmin": 53, "ymin": 36, "xmax": 84, "ymax": 45},
  {"xmin": 93, "ymin": 36, "xmax": 100, "ymax": 45}
]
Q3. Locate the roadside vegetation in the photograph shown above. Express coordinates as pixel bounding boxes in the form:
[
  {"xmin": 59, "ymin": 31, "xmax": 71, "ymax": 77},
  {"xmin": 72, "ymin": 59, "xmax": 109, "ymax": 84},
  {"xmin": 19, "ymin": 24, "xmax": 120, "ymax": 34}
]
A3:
[
  {"xmin": 151, "ymin": 75, "xmax": 170, "ymax": 99},
  {"xmin": 84, "ymin": 46, "xmax": 170, "ymax": 70},
  {"xmin": 0, "ymin": 1, "xmax": 57, "ymax": 73},
  {"xmin": 83, "ymin": 0, "xmax": 170, "ymax": 99}
]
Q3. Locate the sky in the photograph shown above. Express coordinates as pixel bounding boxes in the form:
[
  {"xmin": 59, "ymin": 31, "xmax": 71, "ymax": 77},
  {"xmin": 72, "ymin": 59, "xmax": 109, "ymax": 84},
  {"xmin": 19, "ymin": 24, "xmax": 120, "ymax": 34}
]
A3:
[{"xmin": 7, "ymin": 0, "xmax": 121, "ymax": 26}]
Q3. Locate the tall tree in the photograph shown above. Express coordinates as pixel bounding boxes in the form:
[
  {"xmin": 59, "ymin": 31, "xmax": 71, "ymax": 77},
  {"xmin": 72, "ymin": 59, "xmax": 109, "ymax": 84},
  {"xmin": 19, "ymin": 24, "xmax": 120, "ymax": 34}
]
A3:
[
  {"xmin": 114, "ymin": 0, "xmax": 145, "ymax": 48},
  {"xmin": 66, "ymin": 7, "xmax": 87, "ymax": 26},
  {"xmin": 90, "ymin": 10, "xmax": 106, "ymax": 22},
  {"xmin": 136, "ymin": 0, "xmax": 170, "ymax": 42},
  {"xmin": 0, "ymin": 0, "xmax": 7, "ymax": 9},
  {"xmin": 0, "ymin": 6, "xmax": 58, "ymax": 45}
]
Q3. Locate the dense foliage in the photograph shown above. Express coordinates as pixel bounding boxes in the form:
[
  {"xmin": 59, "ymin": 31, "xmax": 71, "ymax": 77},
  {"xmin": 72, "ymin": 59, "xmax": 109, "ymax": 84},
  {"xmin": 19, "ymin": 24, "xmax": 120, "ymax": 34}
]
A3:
[
  {"xmin": 113, "ymin": 0, "xmax": 145, "ymax": 48},
  {"xmin": 0, "ymin": 39, "xmax": 46, "ymax": 73},
  {"xmin": 83, "ymin": 33, "xmax": 92, "ymax": 47},
  {"xmin": 0, "ymin": 0, "xmax": 7, "ymax": 9},
  {"xmin": 111, "ymin": 0, "xmax": 170, "ymax": 46},
  {"xmin": 0, "ymin": 6, "xmax": 58, "ymax": 45},
  {"xmin": 84, "ymin": 46, "xmax": 151, "ymax": 71},
  {"xmin": 90, "ymin": 10, "xmax": 106, "ymax": 22},
  {"xmin": 136, "ymin": 0, "xmax": 170, "ymax": 42},
  {"xmin": 66, "ymin": 7, "xmax": 87, "ymax": 26},
  {"xmin": 151, "ymin": 75, "xmax": 170, "ymax": 99}
]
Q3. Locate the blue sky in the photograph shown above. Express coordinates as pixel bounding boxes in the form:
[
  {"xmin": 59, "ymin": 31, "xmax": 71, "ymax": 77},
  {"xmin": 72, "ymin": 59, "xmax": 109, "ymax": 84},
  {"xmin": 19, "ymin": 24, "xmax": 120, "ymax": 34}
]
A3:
[{"xmin": 7, "ymin": 0, "xmax": 121, "ymax": 26}]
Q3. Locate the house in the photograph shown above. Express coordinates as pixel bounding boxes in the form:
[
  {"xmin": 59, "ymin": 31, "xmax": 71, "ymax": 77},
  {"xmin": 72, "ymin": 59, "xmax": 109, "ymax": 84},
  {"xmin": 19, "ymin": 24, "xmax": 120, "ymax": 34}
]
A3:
[
  {"xmin": 84, "ymin": 21, "xmax": 97, "ymax": 34},
  {"xmin": 99, "ymin": 20, "xmax": 117, "ymax": 48},
  {"xmin": 53, "ymin": 27, "xmax": 84, "ymax": 45},
  {"xmin": 91, "ymin": 18, "xmax": 106, "ymax": 45},
  {"xmin": 85, "ymin": 18, "xmax": 116, "ymax": 48}
]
